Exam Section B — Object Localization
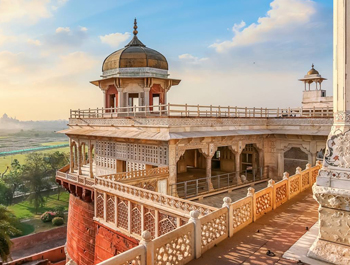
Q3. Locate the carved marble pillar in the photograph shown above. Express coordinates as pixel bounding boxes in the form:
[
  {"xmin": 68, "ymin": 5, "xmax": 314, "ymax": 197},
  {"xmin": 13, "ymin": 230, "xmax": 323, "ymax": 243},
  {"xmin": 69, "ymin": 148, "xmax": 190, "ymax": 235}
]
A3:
[
  {"xmin": 77, "ymin": 144, "xmax": 82, "ymax": 176},
  {"xmin": 89, "ymin": 140, "xmax": 93, "ymax": 178},
  {"xmin": 235, "ymin": 151, "xmax": 242, "ymax": 185},
  {"xmin": 308, "ymin": 1, "xmax": 350, "ymax": 264},
  {"xmin": 69, "ymin": 139, "xmax": 74, "ymax": 173},
  {"xmin": 168, "ymin": 143, "xmax": 178, "ymax": 196},
  {"xmin": 205, "ymin": 156, "xmax": 214, "ymax": 191},
  {"xmin": 73, "ymin": 144, "xmax": 78, "ymax": 171}
]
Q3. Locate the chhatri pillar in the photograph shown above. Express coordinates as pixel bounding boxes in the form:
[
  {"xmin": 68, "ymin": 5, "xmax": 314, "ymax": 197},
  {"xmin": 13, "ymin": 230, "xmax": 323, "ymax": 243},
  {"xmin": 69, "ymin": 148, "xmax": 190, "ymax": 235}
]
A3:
[{"xmin": 308, "ymin": 1, "xmax": 350, "ymax": 263}]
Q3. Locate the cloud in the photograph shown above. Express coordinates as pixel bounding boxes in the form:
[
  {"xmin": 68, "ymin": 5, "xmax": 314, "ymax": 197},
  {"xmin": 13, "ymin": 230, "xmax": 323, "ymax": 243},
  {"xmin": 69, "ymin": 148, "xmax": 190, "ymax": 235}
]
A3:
[
  {"xmin": 0, "ymin": 0, "xmax": 52, "ymax": 24},
  {"xmin": 179, "ymin": 54, "xmax": 208, "ymax": 64},
  {"xmin": 0, "ymin": 32, "xmax": 16, "ymax": 46},
  {"xmin": 44, "ymin": 26, "xmax": 88, "ymax": 49},
  {"xmin": 56, "ymin": 27, "xmax": 70, "ymax": 33},
  {"xmin": 211, "ymin": 0, "xmax": 317, "ymax": 52},
  {"xmin": 99, "ymin": 32, "xmax": 131, "ymax": 48},
  {"xmin": 27, "ymin": 39, "xmax": 42, "ymax": 46}
]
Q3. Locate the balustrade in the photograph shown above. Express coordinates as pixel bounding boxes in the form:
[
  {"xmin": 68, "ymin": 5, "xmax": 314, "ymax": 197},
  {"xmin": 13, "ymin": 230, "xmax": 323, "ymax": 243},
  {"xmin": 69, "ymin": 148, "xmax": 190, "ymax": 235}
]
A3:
[
  {"xmin": 99, "ymin": 163, "xmax": 321, "ymax": 265},
  {"xmin": 70, "ymin": 103, "xmax": 334, "ymax": 119}
]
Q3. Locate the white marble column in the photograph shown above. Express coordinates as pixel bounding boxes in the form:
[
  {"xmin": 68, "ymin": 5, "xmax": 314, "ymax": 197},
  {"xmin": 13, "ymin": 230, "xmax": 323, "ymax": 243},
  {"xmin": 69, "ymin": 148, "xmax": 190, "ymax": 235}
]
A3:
[{"xmin": 308, "ymin": 1, "xmax": 350, "ymax": 264}]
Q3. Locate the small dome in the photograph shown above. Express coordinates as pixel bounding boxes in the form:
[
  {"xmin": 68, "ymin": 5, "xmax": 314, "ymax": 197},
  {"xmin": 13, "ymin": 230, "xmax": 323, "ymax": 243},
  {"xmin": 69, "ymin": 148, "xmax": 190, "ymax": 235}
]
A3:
[
  {"xmin": 102, "ymin": 19, "xmax": 168, "ymax": 74},
  {"xmin": 307, "ymin": 64, "xmax": 319, "ymax": 75}
]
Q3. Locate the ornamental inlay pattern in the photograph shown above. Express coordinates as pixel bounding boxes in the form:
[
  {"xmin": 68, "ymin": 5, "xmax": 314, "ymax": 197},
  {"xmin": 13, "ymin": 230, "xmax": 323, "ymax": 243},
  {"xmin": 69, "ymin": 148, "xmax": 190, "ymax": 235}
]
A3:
[{"xmin": 325, "ymin": 130, "xmax": 350, "ymax": 168}]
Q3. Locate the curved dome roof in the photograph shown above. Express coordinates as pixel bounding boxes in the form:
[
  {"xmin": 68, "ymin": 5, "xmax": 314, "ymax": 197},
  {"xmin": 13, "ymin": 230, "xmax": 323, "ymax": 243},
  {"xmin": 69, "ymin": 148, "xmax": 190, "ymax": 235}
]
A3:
[
  {"xmin": 102, "ymin": 20, "xmax": 168, "ymax": 73},
  {"xmin": 307, "ymin": 64, "xmax": 319, "ymax": 75}
]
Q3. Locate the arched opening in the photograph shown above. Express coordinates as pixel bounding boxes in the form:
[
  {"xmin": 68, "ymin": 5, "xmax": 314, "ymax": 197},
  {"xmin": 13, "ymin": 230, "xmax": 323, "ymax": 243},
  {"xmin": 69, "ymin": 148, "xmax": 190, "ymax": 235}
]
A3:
[
  {"xmin": 284, "ymin": 147, "xmax": 309, "ymax": 174},
  {"xmin": 238, "ymin": 144, "xmax": 266, "ymax": 182}
]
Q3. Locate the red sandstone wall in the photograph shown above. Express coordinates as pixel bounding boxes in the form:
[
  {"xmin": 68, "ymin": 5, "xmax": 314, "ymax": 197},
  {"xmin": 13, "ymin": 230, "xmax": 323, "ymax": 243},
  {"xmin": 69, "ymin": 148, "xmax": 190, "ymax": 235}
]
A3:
[
  {"xmin": 6, "ymin": 246, "xmax": 65, "ymax": 265},
  {"xmin": 66, "ymin": 194, "xmax": 95, "ymax": 265},
  {"xmin": 94, "ymin": 223, "xmax": 139, "ymax": 264},
  {"xmin": 11, "ymin": 226, "xmax": 67, "ymax": 252}
]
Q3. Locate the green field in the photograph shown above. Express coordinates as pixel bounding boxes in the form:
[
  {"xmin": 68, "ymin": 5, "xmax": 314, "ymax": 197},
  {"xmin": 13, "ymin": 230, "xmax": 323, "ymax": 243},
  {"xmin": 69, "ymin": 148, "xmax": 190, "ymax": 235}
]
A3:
[
  {"xmin": 0, "ymin": 145, "xmax": 69, "ymax": 172},
  {"xmin": 9, "ymin": 192, "xmax": 69, "ymax": 219}
]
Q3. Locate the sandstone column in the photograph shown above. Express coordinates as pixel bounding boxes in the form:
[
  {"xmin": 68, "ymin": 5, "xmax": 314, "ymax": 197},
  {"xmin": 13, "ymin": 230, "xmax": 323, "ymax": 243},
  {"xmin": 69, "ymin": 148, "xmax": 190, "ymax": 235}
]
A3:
[{"xmin": 308, "ymin": 1, "xmax": 350, "ymax": 264}]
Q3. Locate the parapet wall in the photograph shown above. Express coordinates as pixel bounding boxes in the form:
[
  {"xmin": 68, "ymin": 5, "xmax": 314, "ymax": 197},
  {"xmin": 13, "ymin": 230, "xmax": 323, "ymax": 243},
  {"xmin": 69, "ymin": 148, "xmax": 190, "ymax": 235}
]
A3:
[
  {"xmin": 66, "ymin": 194, "xmax": 95, "ymax": 265},
  {"xmin": 94, "ymin": 223, "xmax": 139, "ymax": 264}
]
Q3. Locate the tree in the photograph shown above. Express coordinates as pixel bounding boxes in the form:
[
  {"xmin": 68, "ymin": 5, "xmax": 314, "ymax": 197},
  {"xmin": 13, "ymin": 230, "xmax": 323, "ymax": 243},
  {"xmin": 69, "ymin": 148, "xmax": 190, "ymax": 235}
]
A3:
[
  {"xmin": 0, "ymin": 205, "xmax": 21, "ymax": 262},
  {"xmin": 3, "ymin": 159, "xmax": 24, "ymax": 205},
  {"xmin": 44, "ymin": 151, "xmax": 69, "ymax": 200},
  {"xmin": 22, "ymin": 153, "xmax": 52, "ymax": 214}
]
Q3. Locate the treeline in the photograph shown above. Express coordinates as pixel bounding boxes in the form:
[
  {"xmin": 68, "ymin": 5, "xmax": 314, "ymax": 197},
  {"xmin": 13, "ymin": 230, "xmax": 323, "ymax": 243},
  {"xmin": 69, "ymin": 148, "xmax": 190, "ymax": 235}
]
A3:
[{"xmin": 0, "ymin": 151, "xmax": 69, "ymax": 212}]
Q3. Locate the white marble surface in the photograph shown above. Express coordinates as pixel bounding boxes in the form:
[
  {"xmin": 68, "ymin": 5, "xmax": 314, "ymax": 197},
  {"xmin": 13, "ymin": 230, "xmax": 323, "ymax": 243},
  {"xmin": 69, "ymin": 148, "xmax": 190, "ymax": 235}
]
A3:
[{"xmin": 283, "ymin": 222, "xmax": 331, "ymax": 265}]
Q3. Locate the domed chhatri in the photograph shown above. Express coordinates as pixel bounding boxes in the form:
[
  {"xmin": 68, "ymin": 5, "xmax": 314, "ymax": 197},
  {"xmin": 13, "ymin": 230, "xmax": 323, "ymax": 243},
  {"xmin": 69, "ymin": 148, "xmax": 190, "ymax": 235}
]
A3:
[
  {"xmin": 307, "ymin": 64, "xmax": 320, "ymax": 76},
  {"xmin": 102, "ymin": 19, "xmax": 169, "ymax": 78},
  {"xmin": 299, "ymin": 64, "xmax": 327, "ymax": 91},
  {"xmin": 90, "ymin": 19, "xmax": 180, "ymax": 111}
]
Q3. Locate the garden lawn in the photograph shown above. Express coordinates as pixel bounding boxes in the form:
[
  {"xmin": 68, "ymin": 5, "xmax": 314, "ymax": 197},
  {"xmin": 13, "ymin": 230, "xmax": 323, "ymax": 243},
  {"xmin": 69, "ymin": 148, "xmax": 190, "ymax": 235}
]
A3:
[{"xmin": 9, "ymin": 192, "xmax": 69, "ymax": 220}]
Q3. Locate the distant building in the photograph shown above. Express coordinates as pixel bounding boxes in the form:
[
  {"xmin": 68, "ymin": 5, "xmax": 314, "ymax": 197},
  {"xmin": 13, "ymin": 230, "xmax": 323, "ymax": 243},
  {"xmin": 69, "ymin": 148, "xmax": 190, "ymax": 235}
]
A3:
[{"xmin": 299, "ymin": 64, "xmax": 333, "ymax": 109}]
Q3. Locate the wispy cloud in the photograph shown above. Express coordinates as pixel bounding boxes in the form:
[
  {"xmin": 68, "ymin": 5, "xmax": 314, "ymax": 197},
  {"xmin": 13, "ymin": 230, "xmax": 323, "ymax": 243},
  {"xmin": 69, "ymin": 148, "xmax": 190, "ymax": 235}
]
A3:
[
  {"xmin": 179, "ymin": 53, "xmax": 208, "ymax": 64},
  {"xmin": 99, "ymin": 32, "xmax": 131, "ymax": 48},
  {"xmin": 211, "ymin": 0, "xmax": 317, "ymax": 52}
]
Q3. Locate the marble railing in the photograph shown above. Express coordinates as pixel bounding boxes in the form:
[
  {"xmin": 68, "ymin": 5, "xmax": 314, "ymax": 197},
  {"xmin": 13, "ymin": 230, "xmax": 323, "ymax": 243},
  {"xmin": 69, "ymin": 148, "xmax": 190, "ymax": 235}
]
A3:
[
  {"xmin": 70, "ymin": 103, "xmax": 333, "ymax": 119},
  {"xmin": 98, "ymin": 162, "xmax": 322, "ymax": 265},
  {"xmin": 99, "ymin": 167, "xmax": 169, "ymax": 181}
]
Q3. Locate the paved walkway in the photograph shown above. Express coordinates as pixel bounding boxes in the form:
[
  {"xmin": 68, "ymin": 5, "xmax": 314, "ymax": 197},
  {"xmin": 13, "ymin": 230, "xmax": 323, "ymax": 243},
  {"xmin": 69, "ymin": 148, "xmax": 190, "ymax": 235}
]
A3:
[{"xmin": 188, "ymin": 188, "xmax": 319, "ymax": 265}]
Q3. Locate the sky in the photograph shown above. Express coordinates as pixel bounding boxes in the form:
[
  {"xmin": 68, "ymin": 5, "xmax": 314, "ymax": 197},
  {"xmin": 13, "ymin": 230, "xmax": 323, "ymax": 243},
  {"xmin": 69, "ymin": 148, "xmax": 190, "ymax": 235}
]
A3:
[{"xmin": 0, "ymin": 0, "xmax": 333, "ymax": 121}]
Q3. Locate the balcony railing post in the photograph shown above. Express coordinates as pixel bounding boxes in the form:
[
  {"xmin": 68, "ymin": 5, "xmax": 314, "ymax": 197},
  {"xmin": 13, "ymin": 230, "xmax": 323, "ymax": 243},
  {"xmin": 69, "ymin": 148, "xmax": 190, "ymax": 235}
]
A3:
[
  {"xmin": 185, "ymin": 104, "xmax": 188, "ymax": 117},
  {"xmin": 140, "ymin": 231, "xmax": 154, "ymax": 265},
  {"xmin": 184, "ymin": 182, "xmax": 188, "ymax": 199},
  {"xmin": 235, "ymin": 106, "xmax": 238, "ymax": 117},
  {"xmin": 196, "ymin": 179, "xmax": 199, "ymax": 196},
  {"xmin": 228, "ymin": 106, "xmax": 230, "ymax": 117},
  {"xmin": 189, "ymin": 210, "xmax": 201, "ymax": 258}
]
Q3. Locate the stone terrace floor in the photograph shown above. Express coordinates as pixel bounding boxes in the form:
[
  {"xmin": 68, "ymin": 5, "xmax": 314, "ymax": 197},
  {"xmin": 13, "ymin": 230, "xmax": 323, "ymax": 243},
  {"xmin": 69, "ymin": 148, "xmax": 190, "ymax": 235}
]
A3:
[
  {"xmin": 196, "ymin": 182, "xmax": 268, "ymax": 208},
  {"xmin": 188, "ymin": 188, "xmax": 318, "ymax": 265}
]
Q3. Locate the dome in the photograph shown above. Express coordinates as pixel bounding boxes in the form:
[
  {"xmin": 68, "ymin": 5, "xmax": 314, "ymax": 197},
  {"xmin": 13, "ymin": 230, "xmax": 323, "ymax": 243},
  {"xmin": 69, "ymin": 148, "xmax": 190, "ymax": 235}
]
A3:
[
  {"xmin": 102, "ymin": 19, "xmax": 168, "ymax": 75},
  {"xmin": 307, "ymin": 64, "xmax": 319, "ymax": 75}
]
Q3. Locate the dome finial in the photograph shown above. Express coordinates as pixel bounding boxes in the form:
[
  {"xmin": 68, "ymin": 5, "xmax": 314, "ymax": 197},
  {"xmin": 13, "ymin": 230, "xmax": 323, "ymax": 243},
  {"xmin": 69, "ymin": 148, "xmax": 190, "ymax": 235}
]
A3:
[
  {"xmin": 312, "ymin": 63, "xmax": 314, "ymax": 69},
  {"xmin": 133, "ymin": 18, "xmax": 138, "ymax": 36}
]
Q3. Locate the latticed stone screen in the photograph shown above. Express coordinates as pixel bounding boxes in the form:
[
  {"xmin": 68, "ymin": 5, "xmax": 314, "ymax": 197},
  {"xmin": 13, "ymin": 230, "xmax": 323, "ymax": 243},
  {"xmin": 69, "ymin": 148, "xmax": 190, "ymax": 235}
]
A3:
[
  {"xmin": 106, "ymin": 195, "xmax": 115, "ymax": 223},
  {"xmin": 95, "ymin": 141, "xmax": 168, "ymax": 168},
  {"xmin": 131, "ymin": 203, "xmax": 142, "ymax": 235},
  {"xmin": 117, "ymin": 199, "xmax": 129, "ymax": 230},
  {"xmin": 159, "ymin": 212, "xmax": 177, "ymax": 236},
  {"xmin": 144, "ymin": 208, "xmax": 156, "ymax": 239},
  {"xmin": 96, "ymin": 193, "xmax": 104, "ymax": 219}
]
